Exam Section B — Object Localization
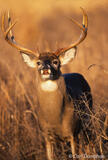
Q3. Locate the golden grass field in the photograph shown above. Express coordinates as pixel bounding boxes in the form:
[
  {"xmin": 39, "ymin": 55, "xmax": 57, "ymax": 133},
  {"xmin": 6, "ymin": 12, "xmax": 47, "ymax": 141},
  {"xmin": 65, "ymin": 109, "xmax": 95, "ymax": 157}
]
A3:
[{"xmin": 0, "ymin": 0, "xmax": 108, "ymax": 159}]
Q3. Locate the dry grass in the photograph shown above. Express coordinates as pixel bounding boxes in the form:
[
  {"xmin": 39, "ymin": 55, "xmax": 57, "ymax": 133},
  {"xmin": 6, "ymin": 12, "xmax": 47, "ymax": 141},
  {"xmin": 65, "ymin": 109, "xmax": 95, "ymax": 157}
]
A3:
[{"xmin": 0, "ymin": 0, "xmax": 108, "ymax": 159}]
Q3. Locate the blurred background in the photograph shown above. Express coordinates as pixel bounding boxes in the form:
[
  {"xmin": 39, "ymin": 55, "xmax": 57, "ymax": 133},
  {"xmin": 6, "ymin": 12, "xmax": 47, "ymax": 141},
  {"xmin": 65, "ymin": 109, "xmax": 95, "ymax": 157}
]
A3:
[{"xmin": 0, "ymin": 0, "xmax": 107, "ymax": 159}]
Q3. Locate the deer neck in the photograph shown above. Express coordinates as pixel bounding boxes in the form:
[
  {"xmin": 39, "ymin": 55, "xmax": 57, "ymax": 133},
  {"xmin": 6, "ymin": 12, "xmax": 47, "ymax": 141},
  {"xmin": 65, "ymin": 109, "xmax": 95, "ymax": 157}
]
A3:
[{"xmin": 36, "ymin": 76, "xmax": 66, "ymax": 124}]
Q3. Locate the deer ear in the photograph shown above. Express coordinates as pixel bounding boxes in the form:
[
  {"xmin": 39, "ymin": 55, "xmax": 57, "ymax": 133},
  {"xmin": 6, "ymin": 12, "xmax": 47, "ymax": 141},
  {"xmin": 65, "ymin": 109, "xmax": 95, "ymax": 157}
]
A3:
[
  {"xmin": 59, "ymin": 47, "xmax": 77, "ymax": 65},
  {"xmin": 21, "ymin": 52, "xmax": 37, "ymax": 68}
]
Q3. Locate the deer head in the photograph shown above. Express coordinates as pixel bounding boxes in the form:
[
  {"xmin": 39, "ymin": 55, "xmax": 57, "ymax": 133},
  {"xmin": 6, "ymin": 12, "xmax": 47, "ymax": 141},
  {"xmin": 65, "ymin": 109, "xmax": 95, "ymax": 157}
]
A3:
[{"xmin": 2, "ymin": 8, "xmax": 88, "ymax": 82}]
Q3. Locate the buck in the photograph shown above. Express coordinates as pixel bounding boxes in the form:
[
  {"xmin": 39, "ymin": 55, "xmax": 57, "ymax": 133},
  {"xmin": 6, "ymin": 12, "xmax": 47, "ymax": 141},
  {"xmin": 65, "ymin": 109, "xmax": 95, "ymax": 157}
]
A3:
[{"xmin": 2, "ymin": 8, "xmax": 92, "ymax": 160}]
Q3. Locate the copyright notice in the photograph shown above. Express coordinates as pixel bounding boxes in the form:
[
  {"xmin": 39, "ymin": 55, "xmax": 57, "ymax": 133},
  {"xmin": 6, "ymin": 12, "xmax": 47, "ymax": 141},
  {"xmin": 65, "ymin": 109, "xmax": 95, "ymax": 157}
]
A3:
[{"xmin": 69, "ymin": 153, "xmax": 105, "ymax": 159}]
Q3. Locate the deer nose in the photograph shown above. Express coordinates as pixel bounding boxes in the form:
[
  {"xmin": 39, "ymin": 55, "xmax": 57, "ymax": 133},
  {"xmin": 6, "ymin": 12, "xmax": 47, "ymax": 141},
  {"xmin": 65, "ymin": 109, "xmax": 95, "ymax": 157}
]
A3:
[{"xmin": 43, "ymin": 63, "xmax": 51, "ymax": 69}]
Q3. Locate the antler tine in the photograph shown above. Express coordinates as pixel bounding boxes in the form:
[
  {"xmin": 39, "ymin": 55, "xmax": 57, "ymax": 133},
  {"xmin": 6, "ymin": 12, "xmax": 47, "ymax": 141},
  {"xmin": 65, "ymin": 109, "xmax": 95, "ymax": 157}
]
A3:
[
  {"xmin": 81, "ymin": 7, "xmax": 88, "ymax": 28},
  {"xmin": 55, "ymin": 8, "xmax": 88, "ymax": 56},
  {"xmin": 2, "ymin": 12, "xmax": 39, "ymax": 57},
  {"xmin": 2, "ymin": 13, "xmax": 6, "ymax": 35},
  {"xmin": 7, "ymin": 11, "xmax": 16, "ymax": 41}
]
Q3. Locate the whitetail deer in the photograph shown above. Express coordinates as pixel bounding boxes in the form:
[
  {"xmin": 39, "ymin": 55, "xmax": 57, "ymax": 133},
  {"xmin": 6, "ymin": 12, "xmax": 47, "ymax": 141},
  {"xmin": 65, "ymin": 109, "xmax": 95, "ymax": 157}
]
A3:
[{"xmin": 2, "ymin": 8, "xmax": 92, "ymax": 160}]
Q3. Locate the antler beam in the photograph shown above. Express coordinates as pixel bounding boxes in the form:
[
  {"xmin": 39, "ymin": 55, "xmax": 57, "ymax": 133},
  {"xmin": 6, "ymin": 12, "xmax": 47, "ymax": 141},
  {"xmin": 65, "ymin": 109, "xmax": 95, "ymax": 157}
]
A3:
[
  {"xmin": 2, "ymin": 12, "xmax": 39, "ymax": 57},
  {"xmin": 55, "ymin": 7, "xmax": 88, "ymax": 56}
]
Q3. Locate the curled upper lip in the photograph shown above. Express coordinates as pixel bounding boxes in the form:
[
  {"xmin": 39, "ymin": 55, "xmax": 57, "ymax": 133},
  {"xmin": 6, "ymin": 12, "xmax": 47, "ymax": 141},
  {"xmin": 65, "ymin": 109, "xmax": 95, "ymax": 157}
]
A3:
[{"xmin": 41, "ymin": 69, "xmax": 51, "ymax": 75}]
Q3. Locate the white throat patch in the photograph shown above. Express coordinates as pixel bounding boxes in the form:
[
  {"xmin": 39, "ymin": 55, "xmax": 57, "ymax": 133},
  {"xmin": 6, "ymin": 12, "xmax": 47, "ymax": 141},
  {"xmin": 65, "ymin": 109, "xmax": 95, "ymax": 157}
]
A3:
[{"xmin": 41, "ymin": 80, "xmax": 58, "ymax": 92}]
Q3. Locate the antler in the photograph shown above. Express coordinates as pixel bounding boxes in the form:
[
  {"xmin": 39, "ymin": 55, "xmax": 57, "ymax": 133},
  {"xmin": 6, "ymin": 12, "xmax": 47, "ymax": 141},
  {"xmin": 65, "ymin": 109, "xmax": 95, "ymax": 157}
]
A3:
[
  {"xmin": 2, "ymin": 12, "xmax": 39, "ymax": 57},
  {"xmin": 55, "ymin": 7, "xmax": 88, "ymax": 56}
]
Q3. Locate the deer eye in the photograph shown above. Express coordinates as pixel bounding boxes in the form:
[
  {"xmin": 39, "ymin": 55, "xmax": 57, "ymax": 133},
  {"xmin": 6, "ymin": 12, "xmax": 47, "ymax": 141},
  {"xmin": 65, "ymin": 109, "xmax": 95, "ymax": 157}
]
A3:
[
  {"xmin": 52, "ymin": 59, "xmax": 59, "ymax": 66},
  {"xmin": 37, "ymin": 60, "xmax": 42, "ymax": 66}
]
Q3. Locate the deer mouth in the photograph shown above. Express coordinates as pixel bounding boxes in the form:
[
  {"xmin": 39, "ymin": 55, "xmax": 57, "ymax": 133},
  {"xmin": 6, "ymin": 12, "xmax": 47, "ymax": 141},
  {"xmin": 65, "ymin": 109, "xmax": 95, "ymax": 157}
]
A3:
[
  {"xmin": 40, "ymin": 68, "xmax": 60, "ymax": 80},
  {"xmin": 40, "ymin": 69, "xmax": 51, "ymax": 80},
  {"xmin": 41, "ymin": 69, "xmax": 51, "ymax": 75}
]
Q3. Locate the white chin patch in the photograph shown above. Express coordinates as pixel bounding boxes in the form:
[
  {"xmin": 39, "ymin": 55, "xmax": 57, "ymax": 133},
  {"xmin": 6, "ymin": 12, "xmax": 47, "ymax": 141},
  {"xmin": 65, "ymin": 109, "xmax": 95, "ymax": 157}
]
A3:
[
  {"xmin": 41, "ymin": 74, "xmax": 50, "ymax": 80},
  {"xmin": 41, "ymin": 80, "xmax": 58, "ymax": 92}
]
